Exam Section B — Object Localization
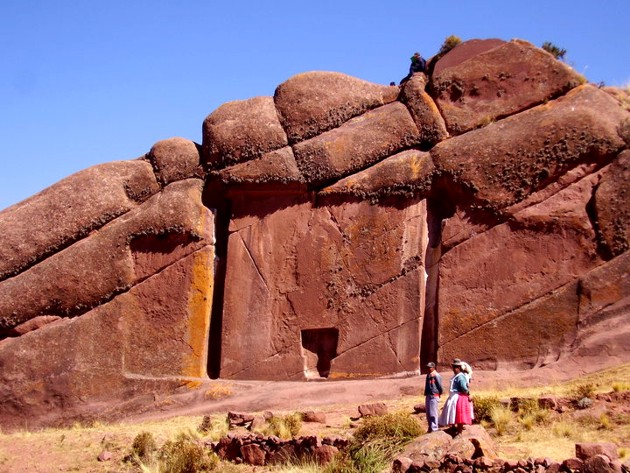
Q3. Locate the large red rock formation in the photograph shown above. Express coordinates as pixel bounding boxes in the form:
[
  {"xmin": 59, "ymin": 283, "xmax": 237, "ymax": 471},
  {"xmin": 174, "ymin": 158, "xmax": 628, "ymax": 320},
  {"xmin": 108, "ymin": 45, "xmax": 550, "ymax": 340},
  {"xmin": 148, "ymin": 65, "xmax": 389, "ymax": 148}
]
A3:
[{"xmin": 0, "ymin": 37, "xmax": 628, "ymax": 428}]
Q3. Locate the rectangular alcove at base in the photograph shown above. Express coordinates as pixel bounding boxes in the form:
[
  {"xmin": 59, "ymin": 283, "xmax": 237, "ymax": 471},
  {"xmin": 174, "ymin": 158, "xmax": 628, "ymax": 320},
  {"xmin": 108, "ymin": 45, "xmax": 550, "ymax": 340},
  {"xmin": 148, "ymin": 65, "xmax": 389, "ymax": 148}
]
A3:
[{"xmin": 301, "ymin": 328, "xmax": 339, "ymax": 379}]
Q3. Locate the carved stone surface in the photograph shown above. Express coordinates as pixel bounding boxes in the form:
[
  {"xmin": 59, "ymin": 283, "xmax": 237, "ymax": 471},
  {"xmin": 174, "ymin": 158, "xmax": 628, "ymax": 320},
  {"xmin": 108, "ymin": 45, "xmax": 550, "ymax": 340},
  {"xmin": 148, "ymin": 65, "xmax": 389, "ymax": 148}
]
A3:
[{"xmin": 220, "ymin": 193, "xmax": 427, "ymax": 380}]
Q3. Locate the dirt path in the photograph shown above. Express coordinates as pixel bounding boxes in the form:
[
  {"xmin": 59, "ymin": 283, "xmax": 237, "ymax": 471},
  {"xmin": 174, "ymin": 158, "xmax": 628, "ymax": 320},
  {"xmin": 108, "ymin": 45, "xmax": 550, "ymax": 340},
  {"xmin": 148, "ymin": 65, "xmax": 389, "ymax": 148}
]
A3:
[{"xmin": 127, "ymin": 355, "xmax": 619, "ymax": 425}]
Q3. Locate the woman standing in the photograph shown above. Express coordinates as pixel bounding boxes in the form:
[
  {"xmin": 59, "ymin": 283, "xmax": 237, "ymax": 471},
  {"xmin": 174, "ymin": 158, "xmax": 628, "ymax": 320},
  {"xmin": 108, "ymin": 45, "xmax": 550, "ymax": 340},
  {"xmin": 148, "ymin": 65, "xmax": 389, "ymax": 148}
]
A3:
[{"xmin": 438, "ymin": 359, "xmax": 472, "ymax": 434}]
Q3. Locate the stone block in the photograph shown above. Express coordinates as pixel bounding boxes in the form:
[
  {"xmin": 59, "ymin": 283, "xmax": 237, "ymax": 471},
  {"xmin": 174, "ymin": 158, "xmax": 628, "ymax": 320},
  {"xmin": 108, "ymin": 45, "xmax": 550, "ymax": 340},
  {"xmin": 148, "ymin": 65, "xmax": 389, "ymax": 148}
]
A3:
[
  {"xmin": 147, "ymin": 137, "xmax": 204, "ymax": 185},
  {"xmin": 431, "ymin": 85, "xmax": 628, "ymax": 211},
  {"xmin": 430, "ymin": 39, "xmax": 584, "ymax": 134},
  {"xmin": 293, "ymin": 102, "xmax": 420, "ymax": 185},
  {"xmin": 0, "ymin": 179, "xmax": 212, "ymax": 333},
  {"xmin": 0, "ymin": 160, "xmax": 159, "ymax": 281},
  {"xmin": 274, "ymin": 71, "xmax": 399, "ymax": 143},
  {"xmin": 202, "ymin": 96, "xmax": 288, "ymax": 169}
]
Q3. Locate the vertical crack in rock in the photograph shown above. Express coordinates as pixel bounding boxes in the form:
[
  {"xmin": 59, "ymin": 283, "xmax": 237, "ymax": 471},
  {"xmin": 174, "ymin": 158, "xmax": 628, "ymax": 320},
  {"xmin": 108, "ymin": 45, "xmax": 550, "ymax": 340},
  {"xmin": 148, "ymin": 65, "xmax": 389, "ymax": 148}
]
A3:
[
  {"xmin": 420, "ymin": 197, "xmax": 451, "ymax": 366},
  {"xmin": 203, "ymin": 180, "xmax": 230, "ymax": 379},
  {"xmin": 585, "ymin": 179, "xmax": 611, "ymax": 261}
]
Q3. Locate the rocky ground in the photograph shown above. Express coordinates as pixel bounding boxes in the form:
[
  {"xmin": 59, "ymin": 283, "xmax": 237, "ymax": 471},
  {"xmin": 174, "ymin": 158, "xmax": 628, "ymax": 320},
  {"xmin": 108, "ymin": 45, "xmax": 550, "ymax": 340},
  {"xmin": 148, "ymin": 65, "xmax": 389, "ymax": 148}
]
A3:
[{"xmin": 1, "ymin": 364, "xmax": 629, "ymax": 472}]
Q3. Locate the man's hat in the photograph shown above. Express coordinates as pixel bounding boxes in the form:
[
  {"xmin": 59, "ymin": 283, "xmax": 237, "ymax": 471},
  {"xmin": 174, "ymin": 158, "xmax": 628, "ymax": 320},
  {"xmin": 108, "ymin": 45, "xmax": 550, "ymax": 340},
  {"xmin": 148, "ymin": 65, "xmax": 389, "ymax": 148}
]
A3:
[
  {"xmin": 452, "ymin": 358, "xmax": 462, "ymax": 367},
  {"xmin": 426, "ymin": 362, "xmax": 436, "ymax": 368}
]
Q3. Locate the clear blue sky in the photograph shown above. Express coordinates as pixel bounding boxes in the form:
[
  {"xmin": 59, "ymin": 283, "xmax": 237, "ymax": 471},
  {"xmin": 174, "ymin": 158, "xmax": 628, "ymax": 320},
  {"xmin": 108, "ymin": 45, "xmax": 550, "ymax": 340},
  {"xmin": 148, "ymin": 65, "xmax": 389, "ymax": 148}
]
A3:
[{"xmin": 1, "ymin": 0, "xmax": 628, "ymax": 210}]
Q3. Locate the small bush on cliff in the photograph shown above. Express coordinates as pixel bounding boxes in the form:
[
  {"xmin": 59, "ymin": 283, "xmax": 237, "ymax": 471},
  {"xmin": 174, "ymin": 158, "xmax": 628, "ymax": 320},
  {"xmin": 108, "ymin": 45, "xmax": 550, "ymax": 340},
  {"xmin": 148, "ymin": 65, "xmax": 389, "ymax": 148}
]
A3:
[
  {"xmin": 438, "ymin": 35, "xmax": 462, "ymax": 56},
  {"xmin": 542, "ymin": 41, "xmax": 567, "ymax": 60}
]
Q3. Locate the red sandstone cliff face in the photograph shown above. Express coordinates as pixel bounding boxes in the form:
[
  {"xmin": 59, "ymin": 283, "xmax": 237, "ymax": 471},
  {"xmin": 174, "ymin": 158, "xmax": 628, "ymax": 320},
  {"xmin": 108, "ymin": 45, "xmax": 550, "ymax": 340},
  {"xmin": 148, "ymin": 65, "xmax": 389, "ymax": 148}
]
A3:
[{"xmin": 0, "ymin": 38, "xmax": 628, "ymax": 428}]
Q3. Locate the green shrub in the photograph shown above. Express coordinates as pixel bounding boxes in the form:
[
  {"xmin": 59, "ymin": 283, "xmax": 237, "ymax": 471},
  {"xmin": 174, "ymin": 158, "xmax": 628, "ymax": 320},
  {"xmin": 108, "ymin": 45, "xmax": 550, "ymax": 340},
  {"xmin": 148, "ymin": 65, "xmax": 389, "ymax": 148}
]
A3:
[
  {"xmin": 158, "ymin": 434, "xmax": 218, "ymax": 473},
  {"xmin": 552, "ymin": 421, "xmax": 574, "ymax": 439},
  {"xmin": 267, "ymin": 413, "xmax": 302, "ymax": 439},
  {"xmin": 598, "ymin": 413, "xmax": 612, "ymax": 430},
  {"xmin": 490, "ymin": 406, "xmax": 513, "ymax": 436},
  {"xmin": 515, "ymin": 398, "xmax": 539, "ymax": 415},
  {"xmin": 325, "ymin": 439, "xmax": 392, "ymax": 473},
  {"xmin": 327, "ymin": 412, "xmax": 422, "ymax": 473},
  {"xmin": 473, "ymin": 395, "xmax": 502, "ymax": 423},
  {"xmin": 438, "ymin": 35, "xmax": 462, "ymax": 56},
  {"xmin": 353, "ymin": 412, "xmax": 422, "ymax": 443},
  {"xmin": 573, "ymin": 383, "xmax": 596, "ymax": 400},
  {"xmin": 132, "ymin": 431, "xmax": 157, "ymax": 462},
  {"xmin": 542, "ymin": 41, "xmax": 567, "ymax": 60}
]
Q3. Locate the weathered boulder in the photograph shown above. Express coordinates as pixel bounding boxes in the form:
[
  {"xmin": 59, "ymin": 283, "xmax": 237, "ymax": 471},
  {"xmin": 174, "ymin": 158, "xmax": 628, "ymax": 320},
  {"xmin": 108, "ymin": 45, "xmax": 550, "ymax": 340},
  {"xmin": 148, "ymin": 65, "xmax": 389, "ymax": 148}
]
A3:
[
  {"xmin": 400, "ymin": 74, "xmax": 449, "ymax": 145},
  {"xmin": 217, "ymin": 146, "xmax": 304, "ymax": 186},
  {"xmin": 437, "ymin": 173, "xmax": 603, "ymax": 358},
  {"xmin": 319, "ymin": 149, "xmax": 434, "ymax": 201},
  {"xmin": 431, "ymin": 39, "xmax": 584, "ymax": 134},
  {"xmin": 576, "ymin": 443, "xmax": 619, "ymax": 461},
  {"xmin": 313, "ymin": 445, "xmax": 338, "ymax": 465},
  {"xmin": 594, "ymin": 150, "xmax": 630, "ymax": 257},
  {"xmin": 431, "ymin": 85, "xmax": 628, "ymax": 210},
  {"xmin": 293, "ymin": 102, "xmax": 420, "ymax": 185},
  {"xmin": 219, "ymin": 193, "xmax": 426, "ymax": 379},
  {"xmin": 274, "ymin": 71, "xmax": 399, "ymax": 143},
  {"xmin": 583, "ymin": 454, "xmax": 619, "ymax": 473},
  {"xmin": 240, "ymin": 443, "xmax": 266, "ymax": 466},
  {"xmin": 457, "ymin": 424, "xmax": 499, "ymax": 459},
  {"xmin": 202, "ymin": 96, "xmax": 288, "ymax": 169},
  {"xmin": 0, "ymin": 245, "xmax": 214, "ymax": 429},
  {"xmin": 302, "ymin": 411, "xmax": 327, "ymax": 423},
  {"xmin": 398, "ymin": 430, "xmax": 453, "ymax": 463},
  {"xmin": 432, "ymin": 38, "xmax": 505, "ymax": 76},
  {"xmin": 0, "ymin": 179, "xmax": 212, "ymax": 332},
  {"xmin": 0, "ymin": 160, "xmax": 159, "ymax": 282},
  {"xmin": 147, "ymin": 137, "xmax": 204, "ymax": 185},
  {"xmin": 358, "ymin": 402, "xmax": 388, "ymax": 417}
]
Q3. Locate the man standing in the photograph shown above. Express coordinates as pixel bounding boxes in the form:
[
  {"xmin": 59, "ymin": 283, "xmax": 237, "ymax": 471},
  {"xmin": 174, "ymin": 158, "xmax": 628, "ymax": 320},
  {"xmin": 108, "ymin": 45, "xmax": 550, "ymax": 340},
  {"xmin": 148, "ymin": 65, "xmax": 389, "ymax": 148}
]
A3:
[{"xmin": 424, "ymin": 362, "xmax": 443, "ymax": 433}]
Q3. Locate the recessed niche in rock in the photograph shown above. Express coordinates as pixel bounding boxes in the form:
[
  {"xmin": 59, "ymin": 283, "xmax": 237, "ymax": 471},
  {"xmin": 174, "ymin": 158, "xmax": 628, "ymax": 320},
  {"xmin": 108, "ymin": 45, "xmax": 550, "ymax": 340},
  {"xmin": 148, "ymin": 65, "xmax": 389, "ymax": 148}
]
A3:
[{"xmin": 301, "ymin": 328, "xmax": 339, "ymax": 378}]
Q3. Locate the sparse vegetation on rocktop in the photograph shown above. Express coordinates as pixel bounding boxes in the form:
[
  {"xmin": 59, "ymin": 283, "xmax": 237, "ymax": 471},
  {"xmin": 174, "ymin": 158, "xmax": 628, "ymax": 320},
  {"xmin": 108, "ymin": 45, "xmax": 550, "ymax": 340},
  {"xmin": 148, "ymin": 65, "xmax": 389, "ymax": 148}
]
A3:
[
  {"xmin": 542, "ymin": 41, "xmax": 567, "ymax": 60},
  {"xmin": 438, "ymin": 35, "xmax": 463, "ymax": 56}
]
